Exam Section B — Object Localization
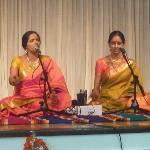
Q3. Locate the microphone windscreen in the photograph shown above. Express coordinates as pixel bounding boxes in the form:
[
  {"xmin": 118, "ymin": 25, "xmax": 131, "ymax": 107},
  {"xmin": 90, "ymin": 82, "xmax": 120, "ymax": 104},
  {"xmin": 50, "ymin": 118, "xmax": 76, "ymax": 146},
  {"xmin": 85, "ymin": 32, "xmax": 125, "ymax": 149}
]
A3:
[
  {"xmin": 35, "ymin": 47, "xmax": 41, "ymax": 54},
  {"xmin": 119, "ymin": 48, "xmax": 126, "ymax": 53}
]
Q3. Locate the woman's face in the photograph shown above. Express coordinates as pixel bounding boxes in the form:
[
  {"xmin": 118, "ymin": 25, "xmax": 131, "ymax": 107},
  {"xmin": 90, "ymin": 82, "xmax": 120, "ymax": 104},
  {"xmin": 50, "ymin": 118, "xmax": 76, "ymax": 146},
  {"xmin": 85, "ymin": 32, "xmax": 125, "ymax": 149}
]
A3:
[
  {"xmin": 26, "ymin": 33, "xmax": 41, "ymax": 53},
  {"xmin": 109, "ymin": 35, "xmax": 124, "ymax": 55}
]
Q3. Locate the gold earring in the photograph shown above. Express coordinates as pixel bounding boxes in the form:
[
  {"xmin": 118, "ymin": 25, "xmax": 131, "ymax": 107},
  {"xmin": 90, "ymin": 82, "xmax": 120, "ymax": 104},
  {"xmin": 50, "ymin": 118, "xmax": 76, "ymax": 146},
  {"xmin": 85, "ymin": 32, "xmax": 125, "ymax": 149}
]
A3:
[{"xmin": 25, "ymin": 50, "xmax": 28, "ymax": 54}]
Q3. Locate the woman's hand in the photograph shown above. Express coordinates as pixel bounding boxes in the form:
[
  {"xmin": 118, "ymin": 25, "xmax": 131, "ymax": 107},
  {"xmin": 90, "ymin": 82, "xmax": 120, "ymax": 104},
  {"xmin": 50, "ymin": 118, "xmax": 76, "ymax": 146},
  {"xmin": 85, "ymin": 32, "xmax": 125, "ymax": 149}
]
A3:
[
  {"xmin": 9, "ymin": 76, "xmax": 20, "ymax": 86},
  {"xmin": 89, "ymin": 100, "xmax": 103, "ymax": 105},
  {"xmin": 90, "ymin": 89, "xmax": 100, "ymax": 100},
  {"xmin": 50, "ymin": 90, "xmax": 58, "ymax": 105},
  {"xmin": 89, "ymin": 89, "xmax": 103, "ymax": 105}
]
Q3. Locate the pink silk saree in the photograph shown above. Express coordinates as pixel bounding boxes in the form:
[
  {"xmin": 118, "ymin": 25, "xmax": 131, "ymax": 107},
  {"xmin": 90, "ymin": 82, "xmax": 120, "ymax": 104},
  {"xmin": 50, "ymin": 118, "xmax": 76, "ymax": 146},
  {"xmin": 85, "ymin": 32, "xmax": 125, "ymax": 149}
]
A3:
[{"xmin": 0, "ymin": 55, "xmax": 71, "ymax": 118}]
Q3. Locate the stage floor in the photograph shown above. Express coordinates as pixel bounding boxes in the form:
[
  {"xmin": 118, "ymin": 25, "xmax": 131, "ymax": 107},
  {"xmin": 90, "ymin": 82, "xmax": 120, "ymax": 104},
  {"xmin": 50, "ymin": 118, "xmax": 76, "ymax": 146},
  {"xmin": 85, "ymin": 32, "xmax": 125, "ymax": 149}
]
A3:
[
  {"xmin": 1, "ymin": 121, "xmax": 150, "ymax": 137},
  {"xmin": 1, "ymin": 121, "xmax": 150, "ymax": 150}
]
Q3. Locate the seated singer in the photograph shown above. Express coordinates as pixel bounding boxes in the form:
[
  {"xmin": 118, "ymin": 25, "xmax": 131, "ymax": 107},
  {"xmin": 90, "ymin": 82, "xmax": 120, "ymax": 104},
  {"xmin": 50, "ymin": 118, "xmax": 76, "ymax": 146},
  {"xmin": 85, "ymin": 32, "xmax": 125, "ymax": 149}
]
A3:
[
  {"xmin": 90, "ymin": 30, "xmax": 145, "ymax": 112},
  {"xmin": 0, "ymin": 31, "xmax": 71, "ymax": 117}
]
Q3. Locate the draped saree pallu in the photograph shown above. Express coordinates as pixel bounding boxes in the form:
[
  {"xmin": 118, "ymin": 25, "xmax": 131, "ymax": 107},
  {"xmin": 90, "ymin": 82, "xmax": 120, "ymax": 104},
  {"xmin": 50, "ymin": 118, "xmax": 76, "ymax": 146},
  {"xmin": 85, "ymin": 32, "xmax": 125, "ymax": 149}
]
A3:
[
  {"xmin": 95, "ymin": 56, "xmax": 144, "ymax": 112},
  {"xmin": 0, "ymin": 55, "xmax": 71, "ymax": 117}
]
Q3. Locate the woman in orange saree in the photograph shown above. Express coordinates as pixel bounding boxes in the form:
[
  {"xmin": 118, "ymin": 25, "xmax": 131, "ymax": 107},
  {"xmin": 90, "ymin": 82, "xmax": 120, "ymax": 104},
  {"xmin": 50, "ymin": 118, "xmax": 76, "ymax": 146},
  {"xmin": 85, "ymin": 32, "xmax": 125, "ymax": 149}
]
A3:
[
  {"xmin": 90, "ymin": 31, "xmax": 145, "ymax": 112},
  {"xmin": 0, "ymin": 31, "xmax": 71, "ymax": 117}
]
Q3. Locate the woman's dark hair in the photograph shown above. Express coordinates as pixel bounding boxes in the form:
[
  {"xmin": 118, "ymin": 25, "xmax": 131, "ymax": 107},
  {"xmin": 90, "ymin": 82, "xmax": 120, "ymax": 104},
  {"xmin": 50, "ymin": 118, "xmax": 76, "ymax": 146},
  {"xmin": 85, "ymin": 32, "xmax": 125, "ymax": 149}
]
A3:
[
  {"xmin": 108, "ymin": 31, "xmax": 125, "ymax": 44},
  {"xmin": 22, "ymin": 31, "xmax": 40, "ymax": 49}
]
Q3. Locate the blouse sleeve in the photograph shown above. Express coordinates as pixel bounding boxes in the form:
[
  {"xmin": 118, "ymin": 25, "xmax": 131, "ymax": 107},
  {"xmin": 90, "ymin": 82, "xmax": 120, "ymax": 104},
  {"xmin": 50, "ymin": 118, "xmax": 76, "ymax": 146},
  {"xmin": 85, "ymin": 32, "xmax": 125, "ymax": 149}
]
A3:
[
  {"xmin": 95, "ymin": 58, "xmax": 108, "ymax": 75},
  {"xmin": 10, "ymin": 56, "xmax": 20, "ymax": 69}
]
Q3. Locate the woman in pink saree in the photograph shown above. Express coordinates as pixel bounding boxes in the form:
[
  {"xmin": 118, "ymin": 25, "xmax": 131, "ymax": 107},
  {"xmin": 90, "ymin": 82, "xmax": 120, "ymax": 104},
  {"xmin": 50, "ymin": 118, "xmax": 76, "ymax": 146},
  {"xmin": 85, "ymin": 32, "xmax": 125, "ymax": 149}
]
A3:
[{"xmin": 0, "ymin": 31, "xmax": 71, "ymax": 117}]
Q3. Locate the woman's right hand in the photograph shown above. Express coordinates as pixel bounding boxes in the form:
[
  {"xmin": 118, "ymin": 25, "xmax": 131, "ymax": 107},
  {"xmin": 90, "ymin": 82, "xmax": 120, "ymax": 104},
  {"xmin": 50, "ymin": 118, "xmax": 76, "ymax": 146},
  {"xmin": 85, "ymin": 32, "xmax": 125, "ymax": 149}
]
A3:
[
  {"xmin": 90, "ymin": 89, "xmax": 100, "ymax": 100},
  {"xmin": 9, "ymin": 76, "xmax": 20, "ymax": 86},
  {"xmin": 89, "ymin": 89, "xmax": 103, "ymax": 105}
]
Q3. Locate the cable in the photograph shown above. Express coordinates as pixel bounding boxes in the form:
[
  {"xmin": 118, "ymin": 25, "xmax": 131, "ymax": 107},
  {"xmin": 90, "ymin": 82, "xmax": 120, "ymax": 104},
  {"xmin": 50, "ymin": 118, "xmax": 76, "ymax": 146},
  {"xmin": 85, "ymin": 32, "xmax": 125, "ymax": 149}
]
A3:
[
  {"xmin": 118, "ymin": 132, "xmax": 123, "ymax": 150},
  {"xmin": 143, "ymin": 96, "xmax": 150, "ymax": 106},
  {"xmin": 94, "ymin": 124, "xmax": 124, "ymax": 150}
]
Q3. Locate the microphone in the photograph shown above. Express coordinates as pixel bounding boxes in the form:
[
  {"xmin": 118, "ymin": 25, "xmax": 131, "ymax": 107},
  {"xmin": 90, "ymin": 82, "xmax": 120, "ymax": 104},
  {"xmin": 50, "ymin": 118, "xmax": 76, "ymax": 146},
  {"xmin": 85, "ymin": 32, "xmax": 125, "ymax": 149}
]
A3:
[
  {"xmin": 35, "ymin": 47, "xmax": 41, "ymax": 54},
  {"xmin": 119, "ymin": 48, "xmax": 126, "ymax": 54}
]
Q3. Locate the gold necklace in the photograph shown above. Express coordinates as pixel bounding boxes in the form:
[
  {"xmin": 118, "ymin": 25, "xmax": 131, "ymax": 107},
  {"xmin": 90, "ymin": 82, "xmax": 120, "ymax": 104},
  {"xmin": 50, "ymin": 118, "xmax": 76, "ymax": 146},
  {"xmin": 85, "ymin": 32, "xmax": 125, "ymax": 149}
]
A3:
[
  {"xmin": 110, "ymin": 55, "xmax": 123, "ymax": 62},
  {"xmin": 109, "ymin": 56, "xmax": 124, "ymax": 72},
  {"xmin": 26, "ymin": 56, "xmax": 40, "ymax": 70}
]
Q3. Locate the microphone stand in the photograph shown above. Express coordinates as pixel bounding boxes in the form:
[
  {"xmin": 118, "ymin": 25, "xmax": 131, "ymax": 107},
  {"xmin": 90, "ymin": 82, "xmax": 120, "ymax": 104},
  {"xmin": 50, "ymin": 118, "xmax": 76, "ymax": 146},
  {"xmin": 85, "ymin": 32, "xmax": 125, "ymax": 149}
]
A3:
[
  {"xmin": 120, "ymin": 48, "xmax": 146, "ymax": 113},
  {"xmin": 121, "ymin": 49, "xmax": 139, "ymax": 113},
  {"xmin": 37, "ymin": 51, "xmax": 51, "ymax": 117},
  {"xmin": 17, "ymin": 51, "xmax": 63, "ymax": 117}
]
